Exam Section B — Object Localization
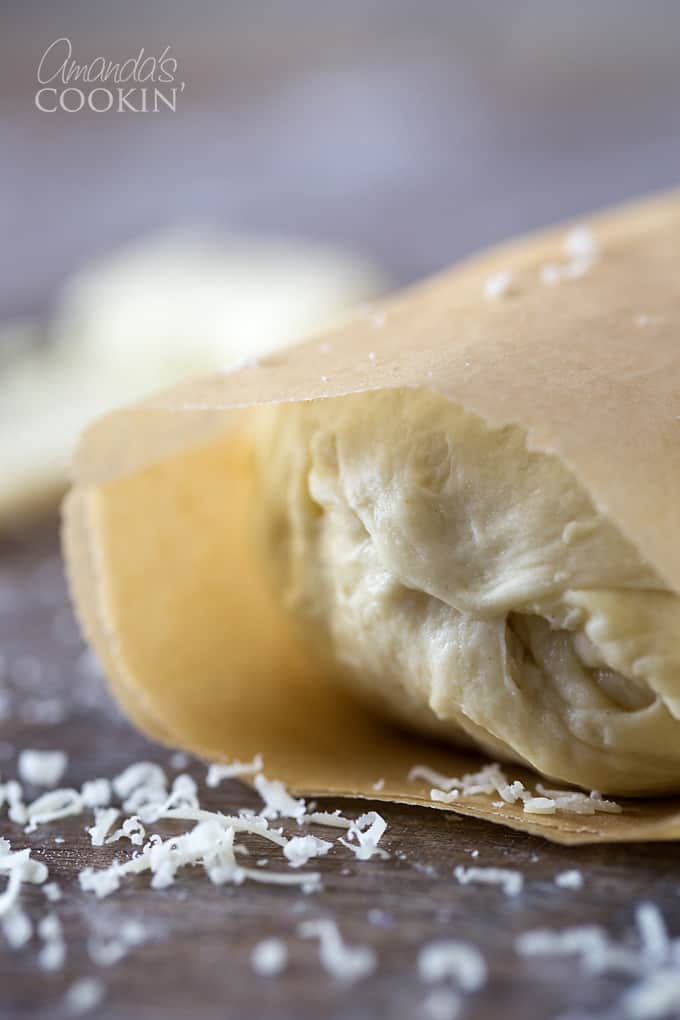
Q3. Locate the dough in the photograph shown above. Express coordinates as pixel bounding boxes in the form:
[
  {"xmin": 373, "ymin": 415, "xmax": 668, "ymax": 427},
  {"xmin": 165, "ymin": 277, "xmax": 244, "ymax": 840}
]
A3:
[
  {"xmin": 62, "ymin": 189, "xmax": 680, "ymax": 826},
  {"xmin": 254, "ymin": 388, "xmax": 680, "ymax": 795}
]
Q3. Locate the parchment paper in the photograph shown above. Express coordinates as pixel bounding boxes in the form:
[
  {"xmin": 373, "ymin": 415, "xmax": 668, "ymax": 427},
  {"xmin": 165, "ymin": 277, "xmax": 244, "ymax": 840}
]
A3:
[{"xmin": 63, "ymin": 189, "xmax": 680, "ymax": 844}]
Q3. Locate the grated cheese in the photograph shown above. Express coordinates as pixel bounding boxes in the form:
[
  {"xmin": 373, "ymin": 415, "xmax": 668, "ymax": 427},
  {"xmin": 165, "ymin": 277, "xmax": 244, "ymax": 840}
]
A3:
[
  {"xmin": 283, "ymin": 835, "xmax": 333, "ymax": 868},
  {"xmin": 87, "ymin": 807, "xmax": 120, "ymax": 847},
  {"xmin": 251, "ymin": 936, "xmax": 288, "ymax": 977},
  {"xmin": 18, "ymin": 749, "xmax": 68, "ymax": 788},
  {"xmin": 339, "ymin": 811, "xmax": 388, "ymax": 861},
  {"xmin": 564, "ymin": 224, "xmax": 598, "ymax": 260},
  {"xmin": 24, "ymin": 788, "xmax": 84, "ymax": 832},
  {"xmin": 1, "ymin": 779, "xmax": 27, "ymax": 824},
  {"xmin": 87, "ymin": 919, "xmax": 146, "ymax": 967},
  {"xmin": 43, "ymin": 882, "xmax": 62, "ymax": 902},
  {"xmin": 253, "ymin": 774, "xmax": 306, "ymax": 821},
  {"xmin": 422, "ymin": 988, "xmax": 462, "ymax": 1020},
  {"xmin": 106, "ymin": 815, "xmax": 146, "ymax": 847},
  {"xmin": 540, "ymin": 263, "xmax": 563, "ymax": 286},
  {"xmin": 408, "ymin": 764, "xmax": 468, "ymax": 792},
  {"xmin": 554, "ymin": 869, "xmax": 583, "ymax": 890},
  {"xmin": 113, "ymin": 761, "xmax": 166, "ymax": 804},
  {"xmin": 0, "ymin": 838, "xmax": 48, "ymax": 919},
  {"xmin": 431, "ymin": 789, "xmax": 459, "ymax": 804},
  {"xmin": 205, "ymin": 754, "xmax": 263, "ymax": 788},
  {"xmin": 483, "ymin": 270, "xmax": 514, "ymax": 301},
  {"xmin": 534, "ymin": 783, "xmax": 621, "ymax": 815},
  {"xmin": 81, "ymin": 779, "xmax": 111, "ymax": 808},
  {"xmin": 539, "ymin": 226, "xmax": 598, "ymax": 288},
  {"xmin": 410, "ymin": 761, "xmax": 621, "ymax": 817},
  {"xmin": 64, "ymin": 977, "xmax": 106, "ymax": 1015},
  {"xmin": 516, "ymin": 923, "xmax": 611, "ymax": 962},
  {"xmin": 622, "ymin": 968, "xmax": 680, "ymax": 1018},
  {"xmin": 301, "ymin": 811, "xmax": 353, "ymax": 830},
  {"xmin": 516, "ymin": 903, "xmax": 675, "ymax": 988},
  {"xmin": 79, "ymin": 813, "xmax": 322, "ymax": 899},
  {"xmin": 522, "ymin": 796, "xmax": 557, "ymax": 814},
  {"xmin": 454, "ymin": 864, "xmax": 523, "ymax": 897},
  {"xmin": 2, "ymin": 907, "xmax": 32, "ymax": 948},
  {"xmin": 298, "ymin": 918, "xmax": 376, "ymax": 984},
  {"xmin": 38, "ymin": 912, "xmax": 66, "ymax": 971},
  {"xmin": 418, "ymin": 940, "xmax": 487, "ymax": 991},
  {"xmin": 636, "ymin": 902, "xmax": 669, "ymax": 966}
]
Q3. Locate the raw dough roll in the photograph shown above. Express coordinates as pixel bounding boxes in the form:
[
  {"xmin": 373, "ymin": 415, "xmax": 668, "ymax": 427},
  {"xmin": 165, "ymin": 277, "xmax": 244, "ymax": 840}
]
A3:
[
  {"xmin": 63, "ymin": 189, "xmax": 680, "ymax": 838},
  {"xmin": 254, "ymin": 389, "xmax": 680, "ymax": 795}
]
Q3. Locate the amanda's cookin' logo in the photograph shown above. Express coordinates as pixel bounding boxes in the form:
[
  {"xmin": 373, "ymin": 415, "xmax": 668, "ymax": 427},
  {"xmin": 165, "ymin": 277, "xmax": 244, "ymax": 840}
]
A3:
[{"xmin": 35, "ymin": 37, "xmax": 185, "ymax": 113}]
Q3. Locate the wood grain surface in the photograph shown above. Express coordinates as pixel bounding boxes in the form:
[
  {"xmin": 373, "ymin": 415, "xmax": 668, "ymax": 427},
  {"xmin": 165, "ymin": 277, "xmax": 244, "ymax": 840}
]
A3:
[{"xmin": 1, "ymin": 522, "xmax": 679, "ymax": 1020}]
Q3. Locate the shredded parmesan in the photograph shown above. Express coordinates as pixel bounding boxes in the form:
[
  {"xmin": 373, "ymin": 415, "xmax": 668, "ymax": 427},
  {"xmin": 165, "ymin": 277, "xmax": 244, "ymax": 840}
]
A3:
[
  {"xmin": 483, "ymin": 270, "xmax": 514, "ymax": 301},
  {"xmin": 301, "ymin": 811, "xmax": 353, "ymax": 830},
  {"xmin": 422, "ymin": 989, "xmax": 462, "ymax": 1020},
  {"xmin": 515, "ymin": 900, "xmax": 677, "ymax": 1014},
  {"xmin": 534, "ymin": 783, "xmax": 621, "ymax": 815},
  {"xmin": 1, "ymin": 779, "xmax": 27, "ymax": 824},
  {"xmin": 339, "ymin": 811, "xmax": 388, "ymax": 861},
  {"xmin": 636, "ymin": 902, "xmax": 669, "ymax": 966},
  {"xmin": 112, "ymin": 761, "xmax": 166, "ymax": 797},
  {"xmin": 64, "ymin": 977, "xmax": 106, "ymax": 1015},
  {"xmin": 622, "ymin": 968, "xmax": 680, "ymax": 1017},
  {"xmin": 564, "ymin": 224, "xmax": 598, "ymax": 260},
  {"xmin": 298, "ymin": 919, "xmax": 376, "ymax": 984},
  {"xmin": 410, "ymin": 761, "xmax": 620, "ymax": 817},
  {"xmin": 43, "ymin": 881, "xmax": 62, "ymax": 902},
  {"xmin": 283, "ymin": 835, "xmax": 333, "ymax": 868},
  {"xmin": 253, "ymin": 774, "xmax": 306, "ymax": 821},
  {"xmin": 106, "ymin": 815, "xmax": 146, "ymax": 847},
  {"xmin": 251, "ymin": 936, "xmax": 288, "ymax": 976},
  {"xmin": 24, "ymin": 788, "xmax": 84, "ymax": 831},
  {"xmin": 418, "ymin": 940, "xmax": 487, "ymax": 991},
  {"xmin": 0, "ymin": 838, "xmax": 48, "ymax": 919},
  {"xmin": 554, "ymin": 869, "xmax": 583, "ymax": 890},
  {"xmin": 516, "ymin": 923, "xmax": 611, "ymax": 962},
  {"xmin": 2, "ymin": 907, "xmax": 32, "ymax": 948},
  {"xmin": 540, "ymin": 263, "xmax": 563, "ymax": 286},
  {"xmin": 80, "ymin": 814, "xmax": 321, "ymax": 899},
  {"xmin": 38, "ymin": 912, "xmax": 66, "ymax": 971},
  {"xmin": 18, "ymin": 749, "xmax": 67, "ymax": 788},
  {"xmin": 87, "ymin": 920, "xmax": 146, "ymax": 967},
  {"xmin": 407, "ymin": 764, "xmax": 468, "ymax": 791},
  {"xmin": 87, "ymin": 808, "xmax": 120, "ymax": 847},
  {"xmin": 539, "ymin": 226, "xmax": 598, "ymax": 288},
  {"xmin": 454, "ymin": 865, "xmax": 523, "ymax": 897},
  {"xmin": 206, "ymin": 754, "xmax": 263, "ymax": 788},
  {"xmin": 81, "ymin": 779, "xmax": 111, "ymax": 808}
]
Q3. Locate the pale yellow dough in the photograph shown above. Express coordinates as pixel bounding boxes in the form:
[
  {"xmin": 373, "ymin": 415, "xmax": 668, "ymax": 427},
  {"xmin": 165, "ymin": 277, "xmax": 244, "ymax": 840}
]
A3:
[{"xmin": 254, "ymin": 388, "xmax": 680, "ymax": 795}]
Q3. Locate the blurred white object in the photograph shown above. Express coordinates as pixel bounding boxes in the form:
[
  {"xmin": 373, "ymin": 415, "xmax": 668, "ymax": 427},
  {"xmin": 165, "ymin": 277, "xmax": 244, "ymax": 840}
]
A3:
[{"xmin": 0, "ymin": 229, "xmax": 386, "ymax": 523}]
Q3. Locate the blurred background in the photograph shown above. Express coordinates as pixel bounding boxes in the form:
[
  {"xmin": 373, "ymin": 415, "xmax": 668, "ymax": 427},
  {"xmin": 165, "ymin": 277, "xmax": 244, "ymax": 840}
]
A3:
[{"xmin": 1, "ymin": 0, "xmax": 680, "ymax": 524}]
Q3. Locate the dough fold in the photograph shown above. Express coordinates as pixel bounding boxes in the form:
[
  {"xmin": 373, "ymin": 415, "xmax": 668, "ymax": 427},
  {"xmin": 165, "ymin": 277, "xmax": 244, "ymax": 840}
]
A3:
[
  {"xmin": 62, "ymin": 190, "xmax": 680, "ymax": 833},
  {"xmin": 254, "ymin": 388, "xmax": 680, "ymax": 795}
]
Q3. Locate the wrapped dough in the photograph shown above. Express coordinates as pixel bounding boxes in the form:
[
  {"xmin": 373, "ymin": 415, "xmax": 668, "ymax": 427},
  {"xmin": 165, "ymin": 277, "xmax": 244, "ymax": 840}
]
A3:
[
  {"xmin": 64, "ymin": 189, "xmax": 680, "ymax": 841},
  {"xmin": 253, "ymin": 390, "xmax": 680, "ymax": 795}
]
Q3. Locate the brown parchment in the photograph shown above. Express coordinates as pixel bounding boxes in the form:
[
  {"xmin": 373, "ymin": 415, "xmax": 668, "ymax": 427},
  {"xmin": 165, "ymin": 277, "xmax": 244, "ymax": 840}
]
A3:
[{"xmin": 63, "ymin": 189, "xmax": 680, "ymax": 845}]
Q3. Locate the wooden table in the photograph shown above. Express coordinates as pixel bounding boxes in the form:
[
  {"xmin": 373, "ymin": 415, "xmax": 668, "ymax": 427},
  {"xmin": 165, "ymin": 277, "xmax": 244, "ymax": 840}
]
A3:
[{"xmin": 1, "ymin": 522, "xmax": 679, "ymax": 1020}]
